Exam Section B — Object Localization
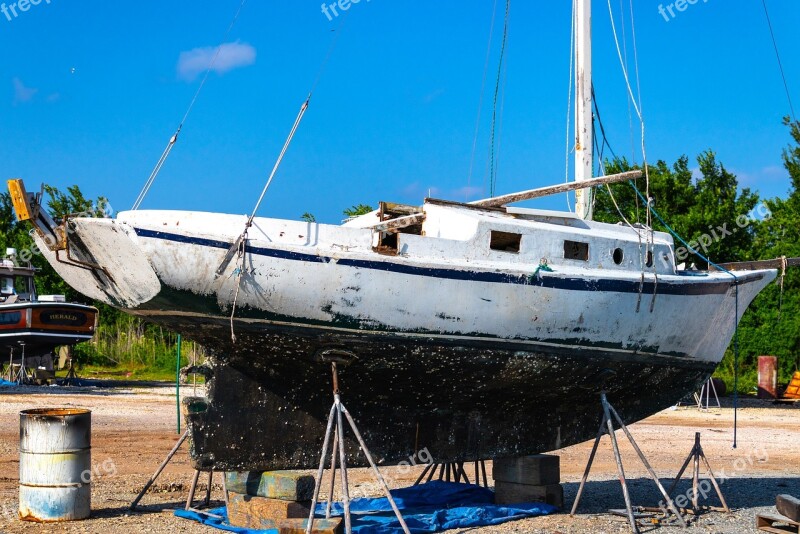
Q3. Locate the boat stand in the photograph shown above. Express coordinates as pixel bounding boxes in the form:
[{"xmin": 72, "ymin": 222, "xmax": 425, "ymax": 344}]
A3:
[
  {"xmin": 667, "ymin": 432, "xmax": 730, "ymax": 515},
  {"xmin": 307, "ymin": 355, "xmax": 410, "ymax": 534},
  {"xmin": 129, "ymin": 429, "xmax": 229, "ymax": 515},
  {"xmin": 694, "ymin": 378, "xmax": 721, "ymax": 411},
  {"xmin": 413, "ymin": 460, "xmax": 489, "ymax": 487},
  {"xmin": 5, "ymin": 346, "xmax": 32, "ymax": 385},
  {"xmin": 570, "ymin": 391, "xmax": 687, "ymax": 533}
]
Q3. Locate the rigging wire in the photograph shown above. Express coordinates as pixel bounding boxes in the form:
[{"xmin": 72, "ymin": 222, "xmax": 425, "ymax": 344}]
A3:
[
  {"xmin": 761, "ymin": 0, "xmax": 797, "ymax": 122},
  {"xmin": 226, "ymin": 13, "xmax": 349, "ymax": 343},
  {"xmin": 466, "ymin": 0, "xmax": 501, "ymax": 201},
  {"xmin": 494, "ymin": 47, "xmax": 511, "ymax": 195},
  {"xmin": 564, "ymin": 0, "xmax": 577, "ymax": 212},
  {"xmin": 488, "ymin": 0, "xmax": 511, "ymax": 198},
  {"xmin": 132, "ymin": 0, "xmax": 249, "ymax": 210},
  {"xmin": 619, "ymin": 0, "xmax": 636, "ymax": 165},
  {"xmin": 629, "ymin": 182, "xmax": 743, "ymax": 448}
]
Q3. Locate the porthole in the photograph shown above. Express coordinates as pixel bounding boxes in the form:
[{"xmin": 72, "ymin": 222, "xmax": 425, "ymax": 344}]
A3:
[{"xmin": 612, "ymin": 248, "xmax": 624, "ymax": 265}]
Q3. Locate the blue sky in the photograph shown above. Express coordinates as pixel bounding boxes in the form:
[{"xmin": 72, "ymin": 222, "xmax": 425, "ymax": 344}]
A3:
[{"xmin": 1, "ymin": 1, "xmax": 798, "ymax": 223}]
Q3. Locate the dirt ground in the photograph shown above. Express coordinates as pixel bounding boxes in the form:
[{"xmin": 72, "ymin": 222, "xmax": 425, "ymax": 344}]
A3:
[{"xmin": 0, "ymin": 383, "xmax": 797, "ymax": 533}]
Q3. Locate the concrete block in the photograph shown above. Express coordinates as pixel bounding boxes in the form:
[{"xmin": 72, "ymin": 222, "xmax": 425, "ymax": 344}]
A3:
[
  {"xmin": 494, "ymin": 481, "xmax": 563, "ymax": 508},
  {"xmin": 225, "ymin": 470, "xmax": 315, "ymax": 501},
  {"xmin": 278, "ymin": 518, "xmax": 343, "ymax": 534},
  {"xmin": 227, "ymin": 491, "xmax": 311, "ymax": 530},
  {"xmin": 777, "ymin": 494, "xmax": 800, "ymax": 523},
  {"xmin": 492, "ymin": 455, "xmax": 560, "ymax": 486}
]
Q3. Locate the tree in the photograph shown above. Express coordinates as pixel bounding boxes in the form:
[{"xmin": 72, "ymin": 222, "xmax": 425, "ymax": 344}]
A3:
[
  {"xmin": 595, "ymin": 152, "xmax": 759, "ymax": 268},
  {"xmin": 343, "ymin": 204, "xmax": 374, "ymax": 218},
  {"xmin": 736, "ymin": 118, "xmax": 800, "ymax": 380}
]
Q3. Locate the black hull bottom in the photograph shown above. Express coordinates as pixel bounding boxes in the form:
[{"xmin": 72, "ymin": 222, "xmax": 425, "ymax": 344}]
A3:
[{"xmin": 166, "ymin": 316, "xmax": 716, "ymax": 471}]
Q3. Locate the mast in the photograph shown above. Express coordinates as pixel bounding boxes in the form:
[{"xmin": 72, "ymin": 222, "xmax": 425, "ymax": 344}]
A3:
[{"xmin": 575, "ymin": 0, "xmax": 593, "ymax": 220}]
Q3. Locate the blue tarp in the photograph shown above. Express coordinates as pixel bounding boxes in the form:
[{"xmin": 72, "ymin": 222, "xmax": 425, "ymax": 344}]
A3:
[
  {"xmin": 175, "ymin": 481, "xmax": 558, "ymax": 533},
  {"xmin": 0, "ymin": 379, "xmax": 17, "ymax": 387}
]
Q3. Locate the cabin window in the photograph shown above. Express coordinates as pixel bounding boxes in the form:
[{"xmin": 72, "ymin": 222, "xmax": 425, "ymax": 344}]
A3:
[
  {"xmin": 646, "ymin": 250, "xmax": 654, "ymax": 268},
  {"xmin": 564, "ymin": 240, "xmax": 589, "ymax": 261},
  {"xmin": 0, "ymin": 277, "xmax": 13, "ymax": 295},
  {"xmin": 490, "ymin": 231, "xmax": 521, "ymax": 253},
  {"xmin": 612, "ymin": 248, "xmax": 624, "ymax": 265}
]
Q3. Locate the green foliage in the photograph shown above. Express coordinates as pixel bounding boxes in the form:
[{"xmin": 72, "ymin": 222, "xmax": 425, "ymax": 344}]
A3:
[
  {"xmin": 595, "ymin": 152, "xmax": 760, "ymax": 268},
  {"xmin": 343, "ymin": 204, "xmax": 374, "ymax": 218},
  {"xmin": 301, "ymin": 212, "xmax": 316, "ymax": 223},
  {"xmin": 0, "ymin": 184, "xmax": 200, "ymax": 376},
  {"xmin": 72, "ymin": 315, "xmax": 205, "ymax": 374},
  {"xmin": 596, "ymin": 121, "xmax": 800, "ymax": 391},
  {"xmin": 733, "ymin": 118, "xmax": 800, "ymax": 384}
]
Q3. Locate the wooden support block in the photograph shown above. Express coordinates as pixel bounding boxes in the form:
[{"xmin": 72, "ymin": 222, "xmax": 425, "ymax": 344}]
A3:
[
  {"xmin": 778, "ymin": 495, "xmax": 800, "ymax": 523},
  {"xmin": 227, "ymin": 491, "xmax": 311, "ymax": 530},
  {"xmin": 492, "ymin": 455, "xmax": 561, "ymax": 486},
  {"xmin": 225, "ymin": 471, "xmax": 315, "ymax": 501},
  {"xmin": 278, "ymin": 518, "xmax": 343, "ymax": 534},
  {"xmin": 494, "ymin": 481, "xmax": 564, "ymax": 508},
  {"xmin": 756, "ymin": 513, "xmax": 800, "ymax": 533}
]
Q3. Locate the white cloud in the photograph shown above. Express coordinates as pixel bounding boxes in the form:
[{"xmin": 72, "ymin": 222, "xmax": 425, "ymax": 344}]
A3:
[
  {"xmin": 12, "ymin": 78, "xmax": 37, "ymax": 104},
  {"xmin": 732, "ymin": 165, "xmax": 788, "ymax": 187},
  {"xmin": 177, "ymin": 41, "xmax": 256, "ymax": 82},
  {"xmin": 451, "ymin": 185, "xmax": 484, "ymax": 200}
]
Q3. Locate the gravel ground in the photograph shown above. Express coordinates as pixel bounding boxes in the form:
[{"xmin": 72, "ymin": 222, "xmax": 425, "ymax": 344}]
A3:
[{"xmin": 0, "ymin": 384, "xmax": 797, "ymax": 533}]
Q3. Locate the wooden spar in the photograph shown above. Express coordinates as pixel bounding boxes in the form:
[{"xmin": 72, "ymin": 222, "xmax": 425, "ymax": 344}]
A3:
[
  {"xmin": 371, "ymin": 213, "xmax": 426, "ymax": 233},
  {"xmin": 711, "ymin": 257, "xmax": 800, "ymax": 272},
  {"xmin": 469, "ymin": 170, "xmax": 643, "ymax": 209}
]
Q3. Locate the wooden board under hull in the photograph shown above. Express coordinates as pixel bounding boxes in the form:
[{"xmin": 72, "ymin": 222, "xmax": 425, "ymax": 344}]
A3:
[{"xmin": 154, "ymin": 315, "xmax": 716, "ymax": 471}]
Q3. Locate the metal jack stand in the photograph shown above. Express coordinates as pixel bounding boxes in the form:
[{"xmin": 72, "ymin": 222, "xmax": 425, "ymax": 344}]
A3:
[
  {"xmin": 667, "ymin": 432, "xmax": 729, "ymax": 515},
  {"xmin": 129, "ymin": 429, "xmax": 229, "ymax": 515},
  {"xmin": 694, "ymin": 378, "xmax": 721, "ymax": 411},
  {"xmin": 571, "ymin": 391, "xmax": 687, "ymax": 533},
  {"xmin": 307, "ymin": 354, "xmax": 410, "ymax": 534}
]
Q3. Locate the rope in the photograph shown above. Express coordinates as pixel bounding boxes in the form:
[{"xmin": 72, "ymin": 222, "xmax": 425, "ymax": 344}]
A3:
[
  {"xmin": 778, "ymin": 255, "xmax": 787, "ymax": 321},
  {"xmin": 762, "ymin": 0, "xmax": 797, "ymax": 122},
  {"xmin": 630, "ymin": 181, "xmax": 742, "ymax": 448},
  {"xmin": 466, "ymin": 0, "xmax": 500, "ymax": 201},
  {"xmin": 132, "ymin": 0, "xmax": 249, "ymax": 210},
  {"xmin": 608, "ymin": 0, "xmax": 655, "ymax": 273},
  {"xmin": 619, "ymin": 0, "xmax": 636, "ymax": 164},
  {"xmin": 528, "ymin": 260, "xmax": 554, "ymax": 283},
  {"xmin": 488, "ymin": 0, "xmax": 511, "ymax": 198},
  {"xmin": 229, "ymin": 235, "xmax": 248, "ymax": 343}
]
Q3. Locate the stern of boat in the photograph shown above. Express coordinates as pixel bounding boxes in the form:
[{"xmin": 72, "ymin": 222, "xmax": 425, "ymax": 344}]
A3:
[{"xmin": 8, "ymin": 178, "xmax": 161, "ymax": 309}]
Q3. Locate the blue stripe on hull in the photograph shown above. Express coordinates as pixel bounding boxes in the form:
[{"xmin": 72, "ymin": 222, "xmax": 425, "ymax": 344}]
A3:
[{"xmin": 133, "ymin": 228, "xmax": 753, "ymax": 296}]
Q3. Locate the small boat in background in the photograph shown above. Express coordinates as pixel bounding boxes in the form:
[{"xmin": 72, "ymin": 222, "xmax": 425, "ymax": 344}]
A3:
[{"xmin": 0, "ymin": 249, "xmax": 98, "ymax": 383}]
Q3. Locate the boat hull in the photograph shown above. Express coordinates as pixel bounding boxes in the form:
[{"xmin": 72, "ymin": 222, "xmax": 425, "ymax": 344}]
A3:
[
  {"xmin": 148, "ymin": 312, "xmax": 715, "ymax": 471},
  {"xmin": 30, "ymin": 211, "xmax": 776, "ymax": 469}
]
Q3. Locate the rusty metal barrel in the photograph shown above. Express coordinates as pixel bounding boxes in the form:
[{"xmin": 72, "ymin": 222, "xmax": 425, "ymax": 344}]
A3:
[
  {"xmin": 758, "ymin": 355, "xmax": 778, "ymax": 400},
  {"xmin": 19, "ymin": 408, "xmax": 91, "ymax": 522}
]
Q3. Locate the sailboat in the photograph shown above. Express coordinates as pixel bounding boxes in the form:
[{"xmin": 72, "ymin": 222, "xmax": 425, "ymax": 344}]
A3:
[{"xmin": 8, "ymin": 1, "xmax": 776, "ymax": 470}]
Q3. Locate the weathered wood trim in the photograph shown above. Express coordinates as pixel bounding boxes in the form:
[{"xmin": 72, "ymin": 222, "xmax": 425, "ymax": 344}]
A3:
[{"xmin": 470, "ymin": 170, "xmax": 643, "ymax": 208}]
